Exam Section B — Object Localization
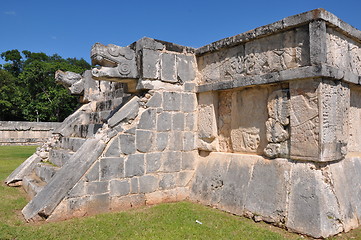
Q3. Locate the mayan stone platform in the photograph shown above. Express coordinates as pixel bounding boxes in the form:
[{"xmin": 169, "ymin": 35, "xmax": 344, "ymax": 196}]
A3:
[{"xmin": 5, "ymin": 9, "xmax": 361, "ymax": 238}]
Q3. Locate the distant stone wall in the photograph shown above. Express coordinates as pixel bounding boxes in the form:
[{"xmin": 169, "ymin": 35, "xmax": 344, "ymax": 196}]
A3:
[{"xmin": 0, "ymin": 121, "xmax": 61, "ymax": 145}]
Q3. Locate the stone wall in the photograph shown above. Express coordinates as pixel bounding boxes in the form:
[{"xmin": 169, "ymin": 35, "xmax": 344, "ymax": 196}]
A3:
[
  {"xmin": 0, "ymin": 121, "xmax": 61, "ymax": 145},
  {"xmin": 6, "ymin": 8, "xmax": 361, "ymax": 239}
]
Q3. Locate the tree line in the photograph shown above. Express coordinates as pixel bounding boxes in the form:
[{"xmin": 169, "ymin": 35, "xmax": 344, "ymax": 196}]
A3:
[{"xmin": 0, "ymin": 50, "xmax": 91, "ymax": 122}]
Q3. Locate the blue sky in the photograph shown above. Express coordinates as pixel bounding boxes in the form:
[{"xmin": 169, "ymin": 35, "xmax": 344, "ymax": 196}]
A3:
[{"xmin": 0, "ymin": 0, "xmax": 360, "ymax": 65}]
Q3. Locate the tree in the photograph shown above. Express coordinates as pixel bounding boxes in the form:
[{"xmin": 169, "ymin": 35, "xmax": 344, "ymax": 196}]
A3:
[
  {"xmin": 0, "ymin": 50, "xmax": 23, "ymax": 76},
  {"xmin": 0, "ymin": 50, "xmax": 91, "ymax": 122}
]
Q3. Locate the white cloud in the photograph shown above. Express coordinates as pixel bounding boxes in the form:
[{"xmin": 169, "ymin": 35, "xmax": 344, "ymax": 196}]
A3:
[
  {"xmin": 51, "ymin": 36, "xmax": 57, "ymax": 40},
  {"xmin": 4, "ymin": 11, "xmax": 16, "ymax": 15}
]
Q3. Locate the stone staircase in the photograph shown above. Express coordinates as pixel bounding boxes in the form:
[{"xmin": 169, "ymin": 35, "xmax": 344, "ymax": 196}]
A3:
[{"xmin": 15, "ymin": 93, "xmax": 130, "ymax": 200}]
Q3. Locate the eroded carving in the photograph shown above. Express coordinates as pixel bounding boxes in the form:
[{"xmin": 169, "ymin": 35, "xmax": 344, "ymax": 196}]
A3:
[
  {"xmin": 198, "ymin": 27, "xmax": 310, "ymax": 84},
  {"xmin": 91, "ymin": 43, "xmax": 138, "ymax": 80},
  {"xmin": 55, "ymin": 70, "xmax": 84, "ymax": 95},
  {"xmin": 326, "ymin": 28, "xmax": 361, "ymax": 75},
  {"xmin": 290, "ymin": 80, "xmax": 320, "ymax": 160},
  {"xmin": 264, "ymin": 89, "xmax": 290, "ymax": 158},
  {"xmin": 218, "ymin": 91, "xmax": 233, "ymax": 152}
]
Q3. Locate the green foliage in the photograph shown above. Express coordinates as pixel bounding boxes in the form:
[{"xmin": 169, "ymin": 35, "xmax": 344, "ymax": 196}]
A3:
[{"xmin": 0, "ymin": 50, "xmax": 91, "ymax": 121}]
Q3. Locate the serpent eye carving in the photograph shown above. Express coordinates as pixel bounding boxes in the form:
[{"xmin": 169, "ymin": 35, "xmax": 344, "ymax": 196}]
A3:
[
  {"xmin": 108, "ymin": 44, "xmax": 121, "ymax": 57},
  {"xmin": 118, "ymin": 63, "xmax": 131, "ymax": 75}
]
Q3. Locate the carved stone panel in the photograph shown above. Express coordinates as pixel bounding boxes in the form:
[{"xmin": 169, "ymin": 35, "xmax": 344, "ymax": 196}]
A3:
[
  {"xmin": 264, "ymin": 88, "xmax": 290, "ymax": 159},
  {"xmin": 198, "ymin": 92, "xmax": 219, "ymax": 151},
  {"xmin": 230, "ymin": 87, "xmax": 269, "ymax": 154},
  {"xmin": 319, "ymin": 80, "xmax": 349, "ymax": 161},
  {"xmin": 326, "ymin": 28, "xmax": 361, "ymax": 76},
  {"xmin": 197, "ymin": 26, "xmax": 310, "ymax": 84},
  {"xmin": 218, "ymin": 91, "xmax": 233, "ymax": 152},
  {"xmin": 349, "ymin": 86, "xmax": 361, "ymax": 153},
  {"xmin": 290, "ymin": 79, "xmax": 320, "ymax": 161}
]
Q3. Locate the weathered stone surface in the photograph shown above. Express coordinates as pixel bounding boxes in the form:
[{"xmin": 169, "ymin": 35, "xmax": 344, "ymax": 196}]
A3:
[
  {"xmin": 286, "ymin": 162, "xmax": 343, "ymax": 238},
  {"xmin": 197, "ymin": 26, "xmax": 310, "ymax": 84},
  {"xmin": 290, "ymin": 79, "xmax": 320, "ymax": 161},
  {"xmin": 319, "ymin": 80, "xmax": 349, "ymax": 161},
  {"xmin": 110, "ymin": 180, "xmax": 130, "ymax": 197},
  {"xmin": 119, "ymin": 134, "xmax": 136, "ymax": 155},
  {"xmin": 108, "ymin": 96, "xmax": 139, "ymax": 127},
  {"xmin": 163, "ymin": 92, "xmax": 181, "ymax": 111},
  {"xmin": 177, "ymin": 55, "xmax": 196, "ymax": 82},
  {"xmin": 181, "ymin": 93, "xmax": 197, "ymax": 112},
  {"xmin": 67, "ymin": 181, "xmax": 86, "ymax": 198},
  {"xmin": 128, "ymin": 178, "xmax": 138, "ymax": 195},
  {"xmin": 136, "ymin": 130, "xmax": 155, "ymax": 152},
  {"xmin": 265, "ymin": 118, "xmax": 289, "ymax": 143},
  {"xmin": 168, "ymin": 131, "xmax": 183, "ymax": 151},
  {"xmin": 86, "ymin": 181, "xmax": 108, "ymax": 195},
  {"xmin": 231, "ymin": 87, "xmax": 269, "ymax": 154},
  {"xmin": 91, "ymin": 43, "xmax": 138, "ymax": 81},
  {"xmin": 138, "ymin": 109, "xmax": 157, "ymax": 130},
  {"xmin": 125, "ymin": 154, "xmax": 145, "ymax": 177},
  {"xmin": 100, "ymin": 157, "xmax": 124, "ymax": 180},
  {"xmin": 163, "ymin": 151, "xmax": 181, "ymax": 172},
  {"xmin": 177, "ymin": 171, "xmax": 193, "ymax": 187},
  {"xmin": 157, "ymin": 112, "xmax": 172, "ymax": 132},
  {"xmin": 139, "ymin": 175, "xmax": 159, "ymax": 193},
  {"xmin": 142, "ymin": 49, "xmax": 161, "ymax": 80},
  {"xmin": 161, "ymin": 53, "xmax": 177, "ymax": 83},
  {"xmin": 183, "ymin": 131, "xmax": 195, "ymax": 151},
  {"xmin": 8, "ymin": 9, "xmax": 361, "ymax": 239},
  {"xmin": 349, "ymin": 87, "xmax": 361, "ymax": 152},
  {"xmin": 22, "ymin": 139, "xmax": 106, "ymax": 221},
  {"xmin": 156, "ymin": 132, "xmax": 168, "ymax": 151},
  {"xmin": 110, "ymin": 194, "xmax": 145, "ymax": 211},
  {"xmin": 103, "ymin": 137, "xmax": 120, "ymax": 157},
  {"xmin": 244, "ymin": 159, "xmax": 290, "ymax": 223},
  {"xmin": 84, "ymin": 162, "xmax": 99, "ymax": 182},
  {"xmin": 145, "ymin": 152, "xmax": 162, "ymax": 173},
  {"xmin": 172, "ymin": 112, "xmax": 184, "ymax": 131},
  {"xmin": 198, "ymin": 92, "xmax": 219, "ymax": 151},
  {"xmin": 181, "ymin": 151, "xmax": 196, "ymax": 170},
  {"xmin": 5, "ymin": 153, "xmax": 41, "ymax": 185},
  {"xmin": 146, "ymin": 92, "xmax": 162, "ymax": 108},
  {"xmin": 159, "ymin": 173, "xmax": 176, "ymax": 190},
  {"xmin": 185, "ymin": 113, "xmax": 196, "ymax": 131},
  {"xmin": 34, "ymin": 163, "xmax": 58, "ymax": 183},
  {"xmin": 329, "ymin": 157, "xmax": 361, "ymax": 232}
]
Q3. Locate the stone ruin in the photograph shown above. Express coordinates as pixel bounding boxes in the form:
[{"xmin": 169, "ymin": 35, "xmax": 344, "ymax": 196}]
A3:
[{"xmin": 5, "ymin": 9, "xmax": 361, "ymax": 238}]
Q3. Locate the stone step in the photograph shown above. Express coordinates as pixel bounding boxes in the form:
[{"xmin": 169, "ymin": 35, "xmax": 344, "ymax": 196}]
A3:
[
  {"xmin": 87, "ymin": 111, "xmax": 112, "ymax": 124},
  {"xmin": 23, "ymin": 173, "xmax": 46, "ymax": 199},
  {"xmin": 93, "ymin": 97, "xmax": 125, "ymax": 112},
  {"xmin": 49, "ymin": 149, "xmax": 75, "ymax": 167},
  {"xmin": 60, "ymin": 137, "xmax": 87, "ymax": 152},
  {"xmin": 71, "ymin": 124, "xmax": 103, "ymax": 138},
  {"xmin": 34, "ymin": 162, "xmax": 59, "ymax": 183}
]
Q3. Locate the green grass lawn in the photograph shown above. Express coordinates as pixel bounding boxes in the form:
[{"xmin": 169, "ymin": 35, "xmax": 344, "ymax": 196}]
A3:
[{"xmin": 0, "ymin": 145, "xmax": 359, "ymax": 240}]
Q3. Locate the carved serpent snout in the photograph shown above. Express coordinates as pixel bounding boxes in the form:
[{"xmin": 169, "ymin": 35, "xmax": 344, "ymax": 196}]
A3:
[{"xmin": 91, "ymin": 43, "xmax": 135, "ymax": 67}]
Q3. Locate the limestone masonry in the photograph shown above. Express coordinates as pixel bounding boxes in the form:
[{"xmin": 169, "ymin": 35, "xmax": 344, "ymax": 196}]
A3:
[
  {"xmin": 5, "ymin": 9, "xmax": 361, "ymax": 238},
  {"xmin": 0, "ymin": 121, "xmax": 61, "ymax": 145}
]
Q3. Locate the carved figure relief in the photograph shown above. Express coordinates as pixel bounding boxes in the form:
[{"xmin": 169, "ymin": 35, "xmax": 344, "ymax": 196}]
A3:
[
  {"xmin": 264, "ymin": 89, "xmax": 290, "ymax": 158},
  {"xmin": 198, "ymin": 27, "xmax": 310, "ymax": 84},
  {"xmin": 289, "ymin": 80, "xmax": 320, "ymax": 160},
  {"xmin": 218, "ymin": 91, "xmax": 233, "ymax": 152},
  {"xmin": 326, "ymin": 28, "xmax": 361, "ymax": 75}
]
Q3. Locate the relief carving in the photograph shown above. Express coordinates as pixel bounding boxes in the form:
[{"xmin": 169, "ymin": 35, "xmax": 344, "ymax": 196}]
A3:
[
  {"xmin": 326, "ymin": 28, "xmax": 361, "ymax": 75},
  {"xmin": 290, "ymin": 80, "xmax": 320, "ymax": 160},
  {"xmin": 264, "ymin": 89, "xmax": 290, "ymax": 158},
  {"xmin": 232, "ymin": 128, "xmax": 260, "ymax": 152},
  {"xmin": 198, "ymin": 27, "xmax": 309, "ymax": 84}
]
